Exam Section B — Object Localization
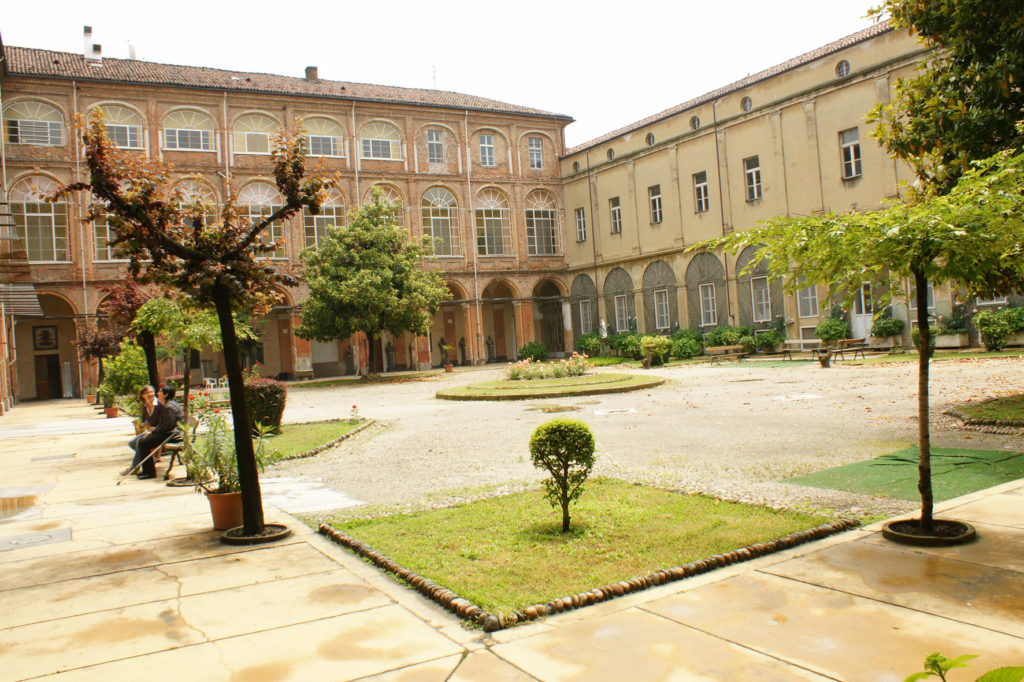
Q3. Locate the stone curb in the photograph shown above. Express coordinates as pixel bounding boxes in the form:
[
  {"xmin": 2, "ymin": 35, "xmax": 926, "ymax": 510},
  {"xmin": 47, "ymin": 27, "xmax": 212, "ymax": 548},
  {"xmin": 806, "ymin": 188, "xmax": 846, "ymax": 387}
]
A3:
[
  {"xmin": 941, "ymin": 408, "xmax": 1023, "ymax": 435},
  {"xmin": 274, "ymin": 418, "xmax": 376, "ymax": 462},
  {"xmin": 435, "ymin": 377, "xmax": 665, "ymax": 401},
  {"xmin": 319, "ymin": 517, "xmax": 860, "ymax": 632}
]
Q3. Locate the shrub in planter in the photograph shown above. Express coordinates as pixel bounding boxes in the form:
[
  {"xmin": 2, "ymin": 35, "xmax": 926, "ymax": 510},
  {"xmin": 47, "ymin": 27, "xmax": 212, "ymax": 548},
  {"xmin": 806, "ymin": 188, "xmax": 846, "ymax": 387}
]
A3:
[
  {"xmin": 575, "ymin": 332, "xmax": 601, "ymax": 356},
  {"xmin": 974, "ymin": 310, "xmax": 1011, "ymax": 351},
  {"xmin": 1000, "ymin": 306, "xmax": 1024, "ymax": 333},
  {"xmin": 871, "ymin": 316, "xmax": 905, "ymax": 338},
  {"xmin": 244, "ymin": 377, "xmax": 288, "ymax": 434},
  {"xmin": 937, "ymin": 304, "xmax": 970, "ymax": 335},
  {"xmin": 529, "ymin": 418, "xmax": 596, "ymax": 532},
  {"xmin": 815, "ymin": 318, "xmax": 850, "ymax": 345},
  {"xmin": 911, "ymin": 325, "xmax": 939, "ymax": 357},
  {"xmin": 609, "ymin": 331, "xmax": 643, "ymax": 359},
  {"xmin": 519, "ymin": 341, "xmax": 548, "ymax": 362},
  {"xmin": 705, "ymin": 326, "xmax": 742, "ymax": 347},
  {"xmin": 640, "ymin": 335, "xmax": 672, "ymax": 366},
  {"xmin": 738, "ymin": 334, "xmax": 757, "ymax": 354},
  {"xmin": 756, "ymin": 331, "xmax": 781, "ymax": 353}
]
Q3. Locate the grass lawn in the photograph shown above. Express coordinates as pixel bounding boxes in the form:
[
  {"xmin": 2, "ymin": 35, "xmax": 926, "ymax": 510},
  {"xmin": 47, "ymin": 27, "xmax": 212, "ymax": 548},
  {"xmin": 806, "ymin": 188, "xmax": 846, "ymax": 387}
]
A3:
[
  {"xmin": 262, "ymin": 419, "xmax": 363, "ymax": 461},
  {"xmin": 325, "ymin": 478, "xmax": 829, "ymax": 615},
  {"xmin": 850, "ymin": 349, "xmax": 1019, "ymax": 364},
  {"xmin": 436, "ymin": 372, "xmax": 663, "ymax": 400},
  {"xmin": 957, "ymin": 394, "xmax": 1024, "ymax": 422},
  {"xmin": 289, "ymin": 371, "xmax": 442, "ymax": 390},
  {"xmin": 786, "ymin": 446, "xmax": 1024, "ymax": 502}
]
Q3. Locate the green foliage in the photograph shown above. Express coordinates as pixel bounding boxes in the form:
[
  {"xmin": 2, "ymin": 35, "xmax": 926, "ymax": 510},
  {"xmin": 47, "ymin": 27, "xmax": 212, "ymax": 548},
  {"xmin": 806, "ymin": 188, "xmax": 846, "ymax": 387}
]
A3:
[
  {"xmin": 904, "ymin": 651, "xmax": 1024, "ymax": 682},
  {"xmin": 704, "ymin": 326, "xmax": 742, "ymax": 346},
  {"xmin": 640, "ymin": 335, "xmax": 672, "ymax": 364},
  {"xmin": 938, "ymin": 304, "xmax": 971, "ymax": 334},
  {"xmin": 911, "ymin": 325, "xmax": 939, "ymax": 357},
  {"xmin": 738, "ymin": 334, "xmax": 757, "ymax": 354},
  {"xmin": 519, "ymin": 341, "xmax": 548, "ymax": 362},
  {"xmin": 1000, "ymin": 307, "xmax": 1024, "ymax": 333},
  {"xmin": 756, "ymin": 331, "xmax": 782, "ymax": 352},
  {"xmin": 815, "ymin": 318, "xmax": 849, "ymax": 342},
  {"xmin": 244, "ymin": 377, "xmax": 287, "ymax": 434},
  {"xmin": 189, "ymin": 414, "xmax": 271, "ymax": 494},
  {"xmin": 575, "ymin": 332, "xmax": 602, "ymax": 355},
  {"xmin": 99, "ymin": 342, "xmax": 149, "ymax": 405},
  {"xmin": 297, "ymin": 187, "xmax": 449, "ymax": 373},
  {"xmin": 871, "ymin": 315, "xmax": 906, "ymax": 338},
  {"xmin": 670, "ymin": 337, "xmax": 702, "ymax": 360},
  {"xmin": 973, "ymin": 310, "xmax": 1012, "ymax": 351},
  {"xmin": 608, "ymin": 331, "xmax": 643, "ymax": 359},
  {"xmin": 505, "ymin": 354, "xmax": 591, "ymax": 380},
  {"xmin": 529, "ymin": 418, "xmax": 596, "ymax": 532}
]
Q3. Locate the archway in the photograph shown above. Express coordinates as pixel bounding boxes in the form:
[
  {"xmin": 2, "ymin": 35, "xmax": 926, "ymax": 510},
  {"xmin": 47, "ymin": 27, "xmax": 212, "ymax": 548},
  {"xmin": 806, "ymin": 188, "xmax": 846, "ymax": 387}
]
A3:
[
  {"xmin": 532, "ymin": 280, "xmax": 566, "ymax": 354},
  {"xmin": 429, "ymin": 281, "xmax": 469, "ymax": 367},
  {"xmin": 685, "ymin": 253, "xmax": 727, "ymax": 330},
  {"xmin": 641, "ymin": 261, "xmax": 678, "ymax": 334},
  {"xmin": 735, "ymin": 244, "xmax": 783, "ymax": 329},
  {"xmin": 15, "ymin": 293, "xmax": 78, "ymax": 400},
  {"xmin": 480, "ymin": 280, "xmax": 518, "ymax": 362},
  {"xmin": 570, "ymin": 274, "xmax": 600, "ymax": 338},
  {"xmin": 603, "ymin": 268, "xmax": 636, "ymax": 334}
]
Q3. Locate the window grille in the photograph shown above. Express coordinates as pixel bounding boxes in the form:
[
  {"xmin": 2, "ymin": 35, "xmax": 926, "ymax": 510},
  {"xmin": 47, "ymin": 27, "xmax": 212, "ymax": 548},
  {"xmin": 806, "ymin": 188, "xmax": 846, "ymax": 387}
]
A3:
[
  {"xmin": 238, "ymin": 182, "xmax": 285, "ymax": 259},
  {"xmin": 421, "ymin": 187, "xmax": 461, "ymax": 256},
  {"xmin": 304, "ymin": 189, "xmax": 347, "ymax": 249},
  {"xmin": 475, "ymin": 188, "xmax": 511, "ymax": 255},
  {"xmin": 525, "ymin": 191, "xmax": 560, "ymax": 256},
  {"xmin": 4, "ymin": 101, "xmax": 64, "ymax": 145},
  {"xmin": 10, "ymin": 177, "xmax": 68, "ymax": 261}
]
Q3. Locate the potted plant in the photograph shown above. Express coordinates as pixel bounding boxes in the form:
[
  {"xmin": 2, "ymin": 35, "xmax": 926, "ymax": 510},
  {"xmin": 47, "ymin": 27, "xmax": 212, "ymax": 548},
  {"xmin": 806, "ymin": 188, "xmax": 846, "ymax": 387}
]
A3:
[
  {"xmin": 756, "ymin": 330, "xmax": 780, "ymax": 354},
  {"xmin": 814, "ymin": 317, "xmax": 849, "ymax": 349},
  {"xmin": 84, "ymin": 385, "xmax": 97, "ymax": 405},
  {"xmin": 935, "ymin": 304, "xmax": 970, "ymax": 348},
  {"xmin": 441, "ymin": 344, "xmax": 454, "ymax": 371},
  {"xmin": 870, "ymin": 314, "xmax": 905, "ymax": 349}
]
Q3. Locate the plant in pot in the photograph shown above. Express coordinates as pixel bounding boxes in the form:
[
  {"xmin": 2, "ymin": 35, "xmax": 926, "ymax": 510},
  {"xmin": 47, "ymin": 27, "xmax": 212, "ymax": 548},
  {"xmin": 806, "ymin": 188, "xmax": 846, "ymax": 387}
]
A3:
[
  {"xmin": 440, "ymin": 344, "xmax": 455, "ymax": 371},
  {"xmin": 756, "ymin": 330, "xmax": 781, "ymax": 354},
  {"xmin": 936, "ymin": 304, "xmax": 970, "ymax": 348},
  {"xmin": 870, "ymin": 313, "xmax": 905, "ymax": 349}
]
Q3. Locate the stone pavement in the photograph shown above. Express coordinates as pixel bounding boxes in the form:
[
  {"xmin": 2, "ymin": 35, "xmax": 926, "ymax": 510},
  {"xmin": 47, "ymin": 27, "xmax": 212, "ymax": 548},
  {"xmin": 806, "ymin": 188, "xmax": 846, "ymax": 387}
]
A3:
[{"xmin": 1, "ymin": 400, "xmax": 1022, "ymax": 681}]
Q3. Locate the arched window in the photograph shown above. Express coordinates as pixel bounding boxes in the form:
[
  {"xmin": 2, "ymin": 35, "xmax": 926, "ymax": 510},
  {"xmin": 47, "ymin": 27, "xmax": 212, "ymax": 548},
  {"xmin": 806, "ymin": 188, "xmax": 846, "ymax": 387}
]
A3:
[
  {"xmin": 97, "ymin": 104, "xmax": 144, "ymax": 149},
  {"xmin": 238, "ymin": 182, "xmax": 285, "ymax": 258},
  {"xmin": 233, "ymin": 114, "xmax": 278, "ymax": 155},
  {"xmin": 10, "ymin": 177, "xmax": 68, "ymax": 261},
  {"xmin": 163, "ymin": 109, "xmax": 214, "ymax": 151},
  {"xmin": 175, "ymin": 179, "xmax": 219, "ymax": 227},
  {"xmin": 475, "ymin": 189, "xmax": 511, "ymax": 256},
  {"xmin": 304, "ymin": 188, "xmax": 347, "ymax": 249},
  {"xmin": 525, "ymin": 190, "xmax": 560, "ymax": 256},
  {"xmin": 3, "ymin": 101, "xmax": 64, "ymax": 146},
  {"xmin": 302, "ymin": 117, "xmax": 344, "ymax": 157},
  {"xmin": 360, "ymin": 122, "xmax": 402, "ymax": 160},
  {"xmin": 421, "ymin": 187, "xmax": 460, "ymax": 257},
  {"xmin": 363, "ymin": 184, "xmax": 405, "ymax": 227}
]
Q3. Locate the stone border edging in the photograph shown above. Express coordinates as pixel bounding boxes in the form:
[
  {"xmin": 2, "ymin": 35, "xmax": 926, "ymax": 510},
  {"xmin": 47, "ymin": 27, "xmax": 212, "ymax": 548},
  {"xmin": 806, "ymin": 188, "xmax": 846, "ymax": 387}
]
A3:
[
  {"xmin": 436, "ymin": 377, "xmax": 665, "ymax": 401},
  {"xmin": 942, "ymin": 408, "xmax": 1023, "ymax": 434},
  {"xmin": 274, "ymin": 419, "xmax": 376, "ymax": 462},
  {"xmin": 319, "ymin": 517, "xmax": 859, "ymax": 632}
]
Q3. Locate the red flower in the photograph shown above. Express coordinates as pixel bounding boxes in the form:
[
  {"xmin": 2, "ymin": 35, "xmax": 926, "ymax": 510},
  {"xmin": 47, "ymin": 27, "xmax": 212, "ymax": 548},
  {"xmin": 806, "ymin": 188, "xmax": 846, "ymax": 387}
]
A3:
[
  {"xmin": 214, "ymin": 408, "xmax": 220, "ymax": 413},
  {"xmin": 352, "ymin": 404, "xmax": 357, "ymax": 409}
]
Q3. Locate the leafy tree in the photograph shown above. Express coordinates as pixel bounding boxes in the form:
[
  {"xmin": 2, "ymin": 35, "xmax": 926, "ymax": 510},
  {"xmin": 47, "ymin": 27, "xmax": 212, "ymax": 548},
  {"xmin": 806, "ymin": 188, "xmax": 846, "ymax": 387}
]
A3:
[
  {"xmin": 98, "ymin": 341, "xmax": 149, "ymax": 407},
  {"xmin": 529, "ymin": 418, "xmax": 596, "ymax": 532},
  {"xmin": 98, "ymin": 280, "xmax": 161, "ymax": 387},
  {"xmin": 868, "ymin": 1, "xmax": 1024, "ymax": 194},
  {"xmin": 59, "ymin": 111, "xmax": 334, "ymax": 536},
  {"xmin": 296, "ymin": 188, "xmax": 448, "ymax": 375},
  {"xmin": 695, "ymin": 141, "xmax": 1024, "ymax": 533},
  {"xmin": 77, "ymin": 324, "xmax": 121, "ymax": 391}
]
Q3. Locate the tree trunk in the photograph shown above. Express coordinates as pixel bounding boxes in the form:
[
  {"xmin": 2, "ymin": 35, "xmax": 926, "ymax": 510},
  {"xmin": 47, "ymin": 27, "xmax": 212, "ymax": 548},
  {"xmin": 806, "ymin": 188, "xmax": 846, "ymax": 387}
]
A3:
[
  {"xmin": 139, "ymin": 330, "xmax": 160, "ymax": 388},
  {"xmin": 561, "ymin": 501, "xmax": 570, "ymax": 532},
  {"xmin": 212, "ymin": 281, "xmax": 265, "ymax": 535},
  {"xmin": 365, "ymin": 331, "xmax": 378, "ymax": 377},
  {"xmin": 914, "ymin": 268, "xmax": 934, "ymax": 533},
  {"xmin": 182, "ymin": 351, "xmax": 191, "ymax": 421}
]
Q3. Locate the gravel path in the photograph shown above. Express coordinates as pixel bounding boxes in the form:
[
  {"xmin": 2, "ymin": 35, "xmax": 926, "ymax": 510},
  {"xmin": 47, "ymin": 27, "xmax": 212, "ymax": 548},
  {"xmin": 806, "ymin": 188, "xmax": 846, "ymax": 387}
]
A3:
[{"xmin": 271, "ymin": 356, "xmax": 1024, "ymax": 518}]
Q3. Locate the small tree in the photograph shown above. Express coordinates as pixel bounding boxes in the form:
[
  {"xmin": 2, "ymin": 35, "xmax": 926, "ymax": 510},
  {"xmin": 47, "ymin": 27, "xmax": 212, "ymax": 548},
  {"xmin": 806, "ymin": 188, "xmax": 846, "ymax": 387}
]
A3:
[
  {"xmin": 77, "ymin": 324, "xmax": 121, "ymax": 392},
  {"xmin": 296, "ymin": 187, "xmax": 449, "ymax": 375},
  {"xmin": 529, "ymin": 418, "xmax": 596, "ymax": 532},
  {"xmin": 98, "ymin": 280, "xmax": 161, "ymax": 387}
]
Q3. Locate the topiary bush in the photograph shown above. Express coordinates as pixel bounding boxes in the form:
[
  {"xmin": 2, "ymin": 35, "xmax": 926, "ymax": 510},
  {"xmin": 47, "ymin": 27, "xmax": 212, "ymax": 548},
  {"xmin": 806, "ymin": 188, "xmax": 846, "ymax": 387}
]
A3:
[
  {"xmin": 519, "ymin": 341, "xmax": 548, "ymax": 362},
  {"xmin": 871, "ymin": 315, "xmax": 905, "ymax": 338},
  {"xmin": 738, "ymin": 334, "xmax": 757, "ymax": 354},
  {"xmin": 529, "ymin": 418, "xmax": 596, "ymax": 532},
  {"xmin": 575, "ymin": 332, "xmax": 602, "ymax": 356},
  {"xmin": 974, "ymin": 309, "xmax": 1011, "ymax": 351},
  {"xmin": 911, "ymin": 325, "xmax": 938, "ymax": 357},
  {"xmin": 609, "ymin": 331, "xmax": 643, "ymax": 359},
  {"xmin": 815, "ymin": 318, "xmax": 850, "ymax": 344},
  {"xmin": 640, "ymin": 335, "xmax": 672, "ymax": 366},
  {"xmin": 244, "ymin": 377, "xmax": 288, "ymax": 434}
]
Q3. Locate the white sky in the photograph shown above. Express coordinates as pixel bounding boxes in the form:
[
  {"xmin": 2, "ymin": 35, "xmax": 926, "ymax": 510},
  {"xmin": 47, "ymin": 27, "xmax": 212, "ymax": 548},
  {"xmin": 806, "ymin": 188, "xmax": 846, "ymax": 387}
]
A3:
[{"xmin": 1, "ymin": 1, "xmax": 884, "ymax": 148}]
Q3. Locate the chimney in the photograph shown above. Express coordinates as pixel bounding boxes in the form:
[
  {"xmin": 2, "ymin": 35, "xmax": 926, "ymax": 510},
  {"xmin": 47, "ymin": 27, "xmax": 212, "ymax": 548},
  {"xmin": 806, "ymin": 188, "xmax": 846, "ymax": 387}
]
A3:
[
  {"xmin": 83, "ymin": 26, "xmax": 92, "ymax": 58},
  {"xmin": 305, "ymin": 66, "xmax": 319, "ymax": 82},
  {"xmin": 84, "ymin": 26, "xmax": 102, "ymax": 65}
]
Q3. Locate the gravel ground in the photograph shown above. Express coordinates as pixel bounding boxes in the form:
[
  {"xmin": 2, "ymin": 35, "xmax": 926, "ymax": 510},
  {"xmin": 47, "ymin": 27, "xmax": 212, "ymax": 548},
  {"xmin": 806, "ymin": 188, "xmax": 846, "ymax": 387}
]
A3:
[{"xmin": 271, "ymin": 356, "xmax": 1024, "ymax": 519}]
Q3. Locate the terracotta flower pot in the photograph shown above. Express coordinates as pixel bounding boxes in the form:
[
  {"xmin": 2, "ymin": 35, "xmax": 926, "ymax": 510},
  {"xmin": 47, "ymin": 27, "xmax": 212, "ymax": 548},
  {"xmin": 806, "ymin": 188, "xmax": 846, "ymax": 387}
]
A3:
[
  {"xmin": 86, "ymin": 394, "xmax": 97, "ymax": 405},
  {"xmin": 104, "ymin": 406, "xmax": 119, "ymax": 419},
  {"xmin": 207, "ymin": 491, "xmax": 243, "ymax": 531},
  {"xmin": 444, "ymin": 364, "xmax": 454, "ymax": 372}
]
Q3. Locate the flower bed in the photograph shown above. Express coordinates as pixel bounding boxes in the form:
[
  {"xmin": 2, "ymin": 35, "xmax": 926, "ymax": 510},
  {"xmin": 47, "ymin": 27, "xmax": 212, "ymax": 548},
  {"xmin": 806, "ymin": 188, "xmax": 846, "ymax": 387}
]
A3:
[{"xmin": 505, "ymin": 352, "xmax": 592, "ymax": 380}]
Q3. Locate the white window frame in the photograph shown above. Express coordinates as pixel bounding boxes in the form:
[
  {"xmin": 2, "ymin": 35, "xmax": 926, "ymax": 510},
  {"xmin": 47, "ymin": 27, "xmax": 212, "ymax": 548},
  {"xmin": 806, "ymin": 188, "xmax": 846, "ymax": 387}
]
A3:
[
  {"xmin": 693, "ymin": 171, "xmax": 710, "ymax": 213},
  {"xmin": 301, "ymin": 117, "xmax": 345, "ymax": 158},
  {"xmin": 609, "ymin": 197, "xmax": 622, "ymax": 234},
  {"xmin": 93, "ymin": 216, "xmax": 128, "ymax": 262},
  {"xmin": 233, "ymin": 114, "xmax": 276, "ymax": 155},
  {"xmin": 575, "ymin": 207, "xmax": 586, "ymax": 242},
  {"xmin": 907, "ymin": 279, "xmax": 935, "ymax": 310},
  {"xmin": 528, "ymin": 136, "xmax": 543, "ymax": 169},
  {"xmin": 699, "ymin": 282, "xmax": 717, "ymax": 327},
  {"xmin": 840, "ymin": 128, "xmax": 862, "ymax": 179},
  {"xmin": 163, "ymin": 110, "xmax": 215, "ymax": 151},
  {"xmin": 10, "ymin": 177, "xmax": 69, "ymax": 263},
  {"xmin": 744, "ymin": 156, "xmax": 762, "ymax": 201},
  {"xmin": 303, "ymin": 190, "xmax": 346, "ymax": 250},
  {"xmin": 426, "ymin": 130, "xmax": 444, "ymax": 163},
  {"xmin": 359, "ymin": 122, "xmax": 402, "ymax": 161},
  {"xmin": 4, "ymin": 101, "xmax": 64, "ymax": 146},
  {"xmin": 165, "ymin": 128, "xmax": 210, "ymax": 151},
  {"xmin": 479, "ymin": 133, "xmax": 496, "ymax": 167},
  {"xmin": 648, "ymin": 185, "xmax": 663, "ymax": 224},
  {"xmin": 421, "ymin": 187, "xmax": 461, "ymax": 257},
  {"xmin": 239, "ymin": 183, "xmax": 286, "ymax": 259},
  {"xmin": 525, "ymin": 192, "xmax": 560, "ymax": 256},
  {"xmin": 579, "ymin": 298, "xmax": 593, "ymax": 334},
  {"xmin": 797, "ymin": 282, "xmax": 819, "ymax": 318},
  {"xmin": 654, "ymin": 288, "xmax": 670, "ymax": 330},
  {"xmin": 475, "ymin": 189, "xmax": 511, "ymax": 256},
  {"xmin": 976, "ymin": 295, "xmax": 1007, "ymax": 306},
  {"xmin": 751, "ymin": 276, "xmax": 771, "ymax": 323},
  {"xmin": 614, "ymin": 294, "xmax": 629, "ymax": 332}
]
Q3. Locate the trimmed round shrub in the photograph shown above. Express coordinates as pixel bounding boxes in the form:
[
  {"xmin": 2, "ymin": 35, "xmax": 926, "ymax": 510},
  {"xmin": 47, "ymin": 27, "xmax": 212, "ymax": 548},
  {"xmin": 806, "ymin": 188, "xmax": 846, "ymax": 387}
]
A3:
[
  {"xmin": 871, "ymin": 316, "xmax": 905, "ymax": 338},
  {"xmin": 244, "ymin": 377, "xmax": 288, "ymax": 434},
  {"xmin": 671, "ymin": 337, "xmax": 701, "ymax": 359},
  {"xmin": 575, "ymin": 332, "xmax": 602, "ymax": 355},
  {"xmin": 529, "ymin": 418, "xmax": 596, "ymax": 532},
  {"xmin": 609, "ymin": 331, "xmax": 643, "ymax": 359},
  {"xmin": 756, "ymin": 330, "xmax": 781, "ymax": 352},
  {"xmin": 640, "ymin": 335, "xmax": 672, "ymax": 365},
  {"xmin": 974, "ymin": 310, "xmax": 1011, "ymax": 351},
  {"xmin": 519, "ymin": 341, "xmax": 548, "ymax": 362},
  {"xmin": 705, "ymin": 326, "xmax": 742, "ymax": 347},
  {"xmin": 911, "ymin": 325, "xmax": 938, "ymax": 357},
  {"xmin": 815, "ymin": 318, "xmax": 850, "ymax": 343},
  {"xmin": 739, "ymin": 334, "xmax": 757, "ymax": 354}
]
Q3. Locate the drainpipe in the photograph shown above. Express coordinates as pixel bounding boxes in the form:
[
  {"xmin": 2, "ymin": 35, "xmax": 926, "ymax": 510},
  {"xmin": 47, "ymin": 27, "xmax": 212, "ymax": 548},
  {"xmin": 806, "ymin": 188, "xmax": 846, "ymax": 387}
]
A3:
[
  {"xmin": 711, "ymin": 99, "xmax": 734, "ymax": 325},
  {"xmin": 351, "ymin": 103, "xmax": 360, "ymax": 201},
  {"xmin": 73, "ymin": 80, "xmax": 87, "ymax": 395},
  {"xmin": 585, "ymin": 150, "xmax": 601, "ymax": 326},
  {"xmin": 223, "ymin": 91, "xmax": 230, "ymax": 183},
  {"xmin": 465, "ymin": 110, "xmax": 482, "ymax": 365}
]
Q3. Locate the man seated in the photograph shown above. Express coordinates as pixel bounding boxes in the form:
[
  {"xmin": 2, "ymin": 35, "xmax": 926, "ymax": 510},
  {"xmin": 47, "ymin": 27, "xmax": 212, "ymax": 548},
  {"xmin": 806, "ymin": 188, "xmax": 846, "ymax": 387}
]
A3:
[{"xmin": 135, "ymin": 384, "xmax": 184, "ymax": 480}]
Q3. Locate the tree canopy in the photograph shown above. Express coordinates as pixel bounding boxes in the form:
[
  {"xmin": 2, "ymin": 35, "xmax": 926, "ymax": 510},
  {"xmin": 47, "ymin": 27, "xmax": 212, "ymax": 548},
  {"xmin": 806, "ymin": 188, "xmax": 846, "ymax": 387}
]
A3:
[{"xmin": 297, "ymin": 187, "xmax": 449, "ymax": 374}]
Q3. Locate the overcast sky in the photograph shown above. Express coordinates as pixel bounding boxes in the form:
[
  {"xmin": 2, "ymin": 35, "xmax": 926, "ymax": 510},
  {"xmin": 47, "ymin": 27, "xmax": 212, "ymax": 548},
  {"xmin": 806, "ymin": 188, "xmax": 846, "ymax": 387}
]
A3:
[{"xmin": 1, "ymin": 1, "xmax": 890, "ymax": 147}]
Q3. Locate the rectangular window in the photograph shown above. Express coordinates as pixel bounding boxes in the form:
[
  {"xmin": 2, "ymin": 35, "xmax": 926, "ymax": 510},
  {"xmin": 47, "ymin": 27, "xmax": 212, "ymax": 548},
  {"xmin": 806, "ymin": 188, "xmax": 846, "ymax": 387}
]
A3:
[
  {"xmin": 362, "ymin": 138, "xmax": 393, "ymax": 159},
  {"xmin": 303, "ymin": 206, "xmax": 346, "ymax": 250},
  {"xmin": 798, "ymin": 281, "xmax": 819, "ymax": 318},
  {"xmin": 744, "ymin": 156, "xmax": 762, "ymax": 201},
  {"xmin": 654, "ymin": 289, "xmax": 670, "ymax": 330},
  {"xmin": 614, "ymin": 294, "xmax": 629, "ymax": 332},
  {"xmin": 693, "ymin": 171, "xmax": 710, "ymax": 213},
  {"xmin": 427, "ymin": 130, "xmax": 444, "ymax": 163},
  {"xmin": 107, "ymin": 124, "xmax": 141, "ymax": 149},
  {"xmin": 609, "ymin": 197, "xmax": 622, "ymax": 234},
  {"xmin": 751, "ymin": 276, "xmax": 771, "ymax": 323},
  {"xmin": 648, "ymin": 185, "xmax": 663, "ymax": 224},
  {"xmin": 575, "ymin": 207, "xmax": 587, "ymax": 242},
  {"xmin": 579, "ymin": 298, "xmax": 593, "ymax": 334},
  {"xmin": 526, "ymin": 209, "xmax": 559, "ymax": 256},
  {"xmin": 699, "ymin": 283, "xmax": 717, "ymax": 326},
  {"xmin": 305, "ymin": 135, "xmax": 338, "ymax": 157},
  {"xmin": 479, "ymin": 134, "xmax": 496, "ymax": 167},
  {"xmin": 475, "ymin": 209, "xmax": 508, "ymax": 255},
  {"xmin": 907, "ymin": 279, "xmax": 935, "ymax": 310},
  {"xmin": 165, "ymin": 128, "xmax": 210, "ymax": 151},
  {"xmin": 976, "ymin": 295, "xmax": 1008, "ymax": 306},
  {"xmin": 93, "ymin": 217, "xmax": 127, "ymax": 262},
  {"xmin": 7, "ymin": 120, "xmax": 62, "ymax": 145},
  {"xmin": 12, "ymin": 201, "xmax": 68, "ymax": 262},
  {"xmin": 528, "ymin": 136, "xmax": 543, "ymax": 169},
  {"xmin": 840, "ymin": 128, "xmax": 862, "ymax": 179}
]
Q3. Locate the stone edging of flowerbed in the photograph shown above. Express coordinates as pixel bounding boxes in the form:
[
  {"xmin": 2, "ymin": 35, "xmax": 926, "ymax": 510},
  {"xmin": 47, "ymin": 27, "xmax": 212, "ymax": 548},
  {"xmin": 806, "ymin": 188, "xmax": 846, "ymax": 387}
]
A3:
[
  {"xmin": 436, "ymin": 376, "xmax": 664, "ymax": 401},
  {"xmin": 274, "ymin": 419, "xmax": 377, "ymax": 462},
  {"xmin": 942, "ymin": 408, "xmax": 1023, "ymax": 434},
  {"xmin": 319, "ymin": 517, "xmax": 859, "ymax": 632}
]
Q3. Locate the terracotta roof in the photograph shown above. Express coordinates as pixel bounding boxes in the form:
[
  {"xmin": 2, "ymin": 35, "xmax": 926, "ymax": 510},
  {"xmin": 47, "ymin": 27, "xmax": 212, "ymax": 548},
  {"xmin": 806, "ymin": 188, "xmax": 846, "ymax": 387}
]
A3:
[
  {"xmin": 0, "ymin": 44, "xmax": 572, "ymax": 122},
  {"xmin": 564, "ymin": 21, "xmax": 904, "ymax": 156}
]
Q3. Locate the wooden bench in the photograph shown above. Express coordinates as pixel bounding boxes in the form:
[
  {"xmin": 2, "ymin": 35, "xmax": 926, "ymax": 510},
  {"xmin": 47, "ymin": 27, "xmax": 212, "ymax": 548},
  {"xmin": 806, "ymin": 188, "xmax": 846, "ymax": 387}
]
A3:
[
  {"xmin": 706, "ymin": 345, "xmax": 747, "ymax": 364},
  {"xmin": 835, "ymin": 337, "xmax": 867, "ymax": 361}
]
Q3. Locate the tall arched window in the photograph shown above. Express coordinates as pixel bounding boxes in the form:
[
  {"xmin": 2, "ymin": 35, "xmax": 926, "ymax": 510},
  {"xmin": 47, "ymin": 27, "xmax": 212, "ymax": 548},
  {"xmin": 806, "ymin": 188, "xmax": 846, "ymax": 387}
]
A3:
[
  {"xmin": 238, "ymin": 182, "xmax": 285, "ymax": 258},
  {"xmin": 525, "ymin": 190, "xmax": 560, "ymax": 256},
  {"xmin": 421, "ymin": 187, "xmax": 461, "ymax": 257},
  {"xmin": 475, "ymin": 189, "xmax": 511, "ymax": 256},
  {"xmin": 163, "ymin": 109, "xmax": 215, "ymax": 151},
  {"xmin": 304, "ymin": 188, "xmax": 347, "ymax": 249},
  {"xmin": 97, "ymin": 104, "xmax": 144, "ymax": 149},
  {"xmin": 302, "ymin": 117, "xmax": 344, "ymax": 157},
  {"xmin": 360, "ymin": 122, "xmax": 402, "ymax": 160},
  {"xmin": 10, "ymin": 177, "xmax": 68, "ymax": 262},
  {"xmin": 175, "ymin": 179, "xmax": 219, "ymax": 227},
  {"xmin": 233, "ymin": 114, "xmax": 278, "ymax": 154},
  {"xmin": 3, "ymin": 101, "xmax": 64, "ymax": 146},
  {"xmin": 362, "ymin": 184, "xmax": 405, "ymax": 227}
]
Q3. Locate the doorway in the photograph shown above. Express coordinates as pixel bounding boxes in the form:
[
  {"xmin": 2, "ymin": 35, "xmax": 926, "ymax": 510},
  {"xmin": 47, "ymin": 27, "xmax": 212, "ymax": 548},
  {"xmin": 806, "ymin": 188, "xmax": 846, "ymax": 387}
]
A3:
[
  {"xmin": 851, "ymin": 284, "xmax": 873, "ymax": 338},
  {"xmin": 34, "ymin": 354, "xmax": 61, "ymax": 399}
]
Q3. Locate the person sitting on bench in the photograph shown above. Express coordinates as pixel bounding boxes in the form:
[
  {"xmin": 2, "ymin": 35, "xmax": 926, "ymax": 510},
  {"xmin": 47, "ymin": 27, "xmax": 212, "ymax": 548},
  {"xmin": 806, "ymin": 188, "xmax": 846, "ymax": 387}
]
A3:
[
  {"xmin": 135, "ymin": 385, "xmax": 184, "ymax": 480},
  {"xmin": 121, "ymin": 385, "xmax": 160, "ymax": 475}
]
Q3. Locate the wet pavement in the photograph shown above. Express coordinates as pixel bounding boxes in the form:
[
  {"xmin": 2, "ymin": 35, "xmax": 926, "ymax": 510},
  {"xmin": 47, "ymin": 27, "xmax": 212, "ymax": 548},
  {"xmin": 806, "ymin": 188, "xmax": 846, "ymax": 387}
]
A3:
[{"xmin": 0, "ymin": 399, "xmax": 1021, "ymax": 680}]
